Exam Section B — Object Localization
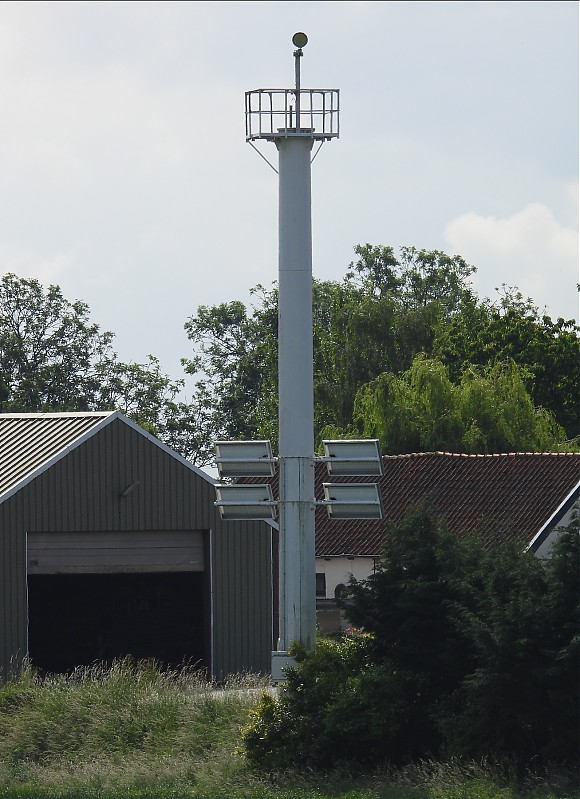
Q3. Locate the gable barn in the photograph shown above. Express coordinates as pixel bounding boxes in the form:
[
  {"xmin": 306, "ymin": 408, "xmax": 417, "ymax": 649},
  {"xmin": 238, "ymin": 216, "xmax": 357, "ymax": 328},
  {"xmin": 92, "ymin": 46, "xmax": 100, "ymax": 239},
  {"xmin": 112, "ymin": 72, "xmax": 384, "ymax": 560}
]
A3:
[{"xmin": 0, "ymin": 412, "xmax": 273, "ymax": 681}]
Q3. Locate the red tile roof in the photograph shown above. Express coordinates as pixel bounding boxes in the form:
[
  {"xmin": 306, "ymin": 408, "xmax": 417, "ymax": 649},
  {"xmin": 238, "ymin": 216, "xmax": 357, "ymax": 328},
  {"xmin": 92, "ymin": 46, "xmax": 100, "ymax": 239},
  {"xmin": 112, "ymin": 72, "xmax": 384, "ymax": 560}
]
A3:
[{"xmin": 314, "ymin": 453, "xmax": 580, "ymax": 556}]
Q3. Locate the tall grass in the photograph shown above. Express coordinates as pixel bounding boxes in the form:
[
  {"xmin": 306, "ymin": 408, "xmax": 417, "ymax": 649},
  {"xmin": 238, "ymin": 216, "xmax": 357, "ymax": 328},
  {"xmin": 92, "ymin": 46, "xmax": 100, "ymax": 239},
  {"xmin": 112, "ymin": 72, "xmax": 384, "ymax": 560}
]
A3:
[
  {"xmin": 0, "ymin": 658, "xmax": 268, "ymax": 797},
  {"xmin": 0, "ymin": 659, "xmax": 576, "ymax": 799}
]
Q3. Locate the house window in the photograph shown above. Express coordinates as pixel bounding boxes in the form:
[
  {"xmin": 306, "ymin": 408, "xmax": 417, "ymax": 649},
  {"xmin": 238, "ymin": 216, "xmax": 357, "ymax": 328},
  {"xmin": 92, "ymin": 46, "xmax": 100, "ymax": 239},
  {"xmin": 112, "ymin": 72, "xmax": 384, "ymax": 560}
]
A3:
[{"xmin": 316, "ymin": 573, "xmax": 326, "ymax": 598}]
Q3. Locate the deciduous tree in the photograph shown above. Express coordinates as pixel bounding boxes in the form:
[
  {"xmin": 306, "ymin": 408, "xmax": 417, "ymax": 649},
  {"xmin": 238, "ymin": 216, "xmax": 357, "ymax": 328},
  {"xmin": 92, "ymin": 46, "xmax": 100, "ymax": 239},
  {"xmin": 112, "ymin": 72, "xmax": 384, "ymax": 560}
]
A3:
[
  {"xmin": 183, "ymin": 245, "xmax": 578, "ymax": 457},
  {"xmin": 0, "ymin": 273, "xmax": 116, "ymax": 411},
  {"xmin": 0, "ymin": 273, "xmax": 209, "ymax": 459},
  {"xmin": 434, "ymin": 286, "xmax": 580, "ymax": 438},
  {"xmin": 351, "ymin": 354, "xmax": 568, "ymax": 454},
  {"xmin": 182, "ymin": 246, "xmax": 480, "ymax": 452}
]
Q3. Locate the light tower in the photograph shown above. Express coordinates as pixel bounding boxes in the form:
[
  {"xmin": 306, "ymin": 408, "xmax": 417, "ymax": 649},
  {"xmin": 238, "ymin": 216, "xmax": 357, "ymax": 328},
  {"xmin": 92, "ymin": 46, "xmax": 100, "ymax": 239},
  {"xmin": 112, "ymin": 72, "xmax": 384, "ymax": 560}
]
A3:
[
  {"xmin": 246, "ymin": 33, "xmax": 339, "ymax": 657},
  {"xmin": 215, "ymin": 36, "xmax": 382, "ymax": 680}
]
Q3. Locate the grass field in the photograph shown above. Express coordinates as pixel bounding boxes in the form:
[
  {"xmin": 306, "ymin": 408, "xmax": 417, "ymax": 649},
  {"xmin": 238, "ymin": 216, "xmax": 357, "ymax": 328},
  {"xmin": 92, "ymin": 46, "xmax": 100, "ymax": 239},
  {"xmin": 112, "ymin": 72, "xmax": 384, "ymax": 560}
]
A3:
[{"xmin": 0, "ymin": 660, "xmax": 576, "ymax": 799}]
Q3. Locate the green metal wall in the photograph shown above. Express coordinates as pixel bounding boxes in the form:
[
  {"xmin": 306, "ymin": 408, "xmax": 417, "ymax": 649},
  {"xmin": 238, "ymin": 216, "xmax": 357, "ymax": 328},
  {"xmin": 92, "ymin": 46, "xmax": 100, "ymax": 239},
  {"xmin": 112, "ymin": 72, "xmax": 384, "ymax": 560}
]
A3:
[{"xmin": 0, "ymin": 418, "xmax": 272, "ymax": 681}]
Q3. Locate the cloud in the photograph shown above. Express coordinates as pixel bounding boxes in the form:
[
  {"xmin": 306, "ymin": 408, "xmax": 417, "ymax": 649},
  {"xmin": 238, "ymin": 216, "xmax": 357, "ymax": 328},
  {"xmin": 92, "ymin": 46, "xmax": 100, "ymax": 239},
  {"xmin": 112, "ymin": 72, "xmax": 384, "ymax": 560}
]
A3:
[
  {"xmin": 0, "ymin": 244, "xmax": 77, "ymax": 286},
  {"xmin": 444, "ymin": 203, "xmax": 578, "ymax": 321}
]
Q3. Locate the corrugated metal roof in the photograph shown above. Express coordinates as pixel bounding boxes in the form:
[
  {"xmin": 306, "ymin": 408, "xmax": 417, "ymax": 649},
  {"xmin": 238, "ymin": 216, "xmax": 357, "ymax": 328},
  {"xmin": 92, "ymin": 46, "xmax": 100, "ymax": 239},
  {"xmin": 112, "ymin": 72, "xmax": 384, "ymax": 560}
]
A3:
[
  {"xmin": 0, "ymin": 412, "xmax": 114, "ymax": 500},
  {"xmin": 314, "ymin": 452, "xmax": 580, "ymax": 555}
]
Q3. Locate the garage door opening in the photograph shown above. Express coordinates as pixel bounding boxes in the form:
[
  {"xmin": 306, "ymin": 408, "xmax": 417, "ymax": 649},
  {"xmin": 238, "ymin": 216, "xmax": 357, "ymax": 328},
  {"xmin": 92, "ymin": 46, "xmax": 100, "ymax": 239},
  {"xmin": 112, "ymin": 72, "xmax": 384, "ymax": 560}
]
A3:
[
  {"xmin": 26, "ymin": 530, "xmax": 208, "ymax": 675},
  {"xmin": 28, "ymin": 571, "xmax": 207, "ymax": 674}
]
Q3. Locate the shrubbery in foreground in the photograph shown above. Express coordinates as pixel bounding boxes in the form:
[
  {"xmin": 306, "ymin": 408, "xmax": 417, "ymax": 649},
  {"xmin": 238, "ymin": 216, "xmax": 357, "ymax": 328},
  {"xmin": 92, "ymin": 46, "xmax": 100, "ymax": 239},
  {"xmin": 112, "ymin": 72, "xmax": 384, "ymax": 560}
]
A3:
[
  {"xmin": 0, "ymin": 659, "xmax": 264, "ymax": 795},
  {"xmin": 0, "ymin": 655, "xmax": 576, "ymax": 797},
  {"xmin": 243, "ymin": 510, "xmax": 579, "ymax": 772}
]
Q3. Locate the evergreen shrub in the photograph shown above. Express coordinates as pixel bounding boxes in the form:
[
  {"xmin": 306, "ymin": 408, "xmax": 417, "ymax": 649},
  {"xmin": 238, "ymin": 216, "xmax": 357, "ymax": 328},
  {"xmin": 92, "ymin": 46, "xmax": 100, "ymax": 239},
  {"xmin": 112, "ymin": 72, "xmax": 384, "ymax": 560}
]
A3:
[
  {"xmin": 243, "ymin": 636, "xmax": 418, "ymax": 769},
  {"xmin": 243, "ymin": 510, "xmax": 579, "ymax": 772}
]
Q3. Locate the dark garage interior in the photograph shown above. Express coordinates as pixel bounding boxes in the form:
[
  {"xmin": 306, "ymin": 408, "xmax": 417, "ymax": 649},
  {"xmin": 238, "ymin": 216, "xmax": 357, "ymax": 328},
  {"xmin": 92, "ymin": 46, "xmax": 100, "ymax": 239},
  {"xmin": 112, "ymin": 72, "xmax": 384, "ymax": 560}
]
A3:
[{"xmin": 27, "ymin": 572, "xmax": 207, "ymax": 674}]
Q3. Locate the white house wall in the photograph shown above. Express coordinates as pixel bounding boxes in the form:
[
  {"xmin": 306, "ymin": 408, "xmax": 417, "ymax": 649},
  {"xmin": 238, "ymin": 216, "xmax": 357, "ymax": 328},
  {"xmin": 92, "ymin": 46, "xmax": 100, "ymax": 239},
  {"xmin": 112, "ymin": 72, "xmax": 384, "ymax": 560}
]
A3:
[
  {"xmin": 316, "ymin": 556, "xmax": 376, "ymax": 599},
  {"xmin": 533, "ymin": 501, "xmax": 579, "ymax": 558}
]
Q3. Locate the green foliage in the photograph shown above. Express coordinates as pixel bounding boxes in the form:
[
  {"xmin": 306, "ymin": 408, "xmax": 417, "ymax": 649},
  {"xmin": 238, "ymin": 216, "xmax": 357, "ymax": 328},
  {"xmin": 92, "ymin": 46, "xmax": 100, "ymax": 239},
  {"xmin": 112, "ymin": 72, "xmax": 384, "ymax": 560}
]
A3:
[
  {"xmin": 0, "ymin": 659, "xmax": 241, "ymax": 763},
  {"xmin": 434, "ymin": 287, "xmax": 580, "ymax": 438},
  {"xmin": 183, "ymin": 245, "xmax": 578, "ymax": 460},
  {"xmin": 3, "ymin": 243, "xmax": 577, "ymax": 465},
  {"xmin": 1, "ymin": 758, "xmax": 573, "ymax": 799},
  {"xmin": 441, "ymin": 518, "xmax": 580, "ymax": 766},
  {"xmin": 244, "ymin": 510, "xmax": 580, "ymax": 773},
  {"xmin": 0, "ymin": 273, "xmax": 117, "ymax": 412},
  {"xmin": 542, "ymin": 523, "xmax": 580, "ymax": 764},
  {"xmin": 0, "ymin": 659, "xmax": 576, "ymax": 797},
  {"xmin": 347, "ymin": 244, "xmax": 476, "ymax": 312},
  {"xmin": 182, "ymin": 245, "xmax": 479, "ymax": 455},
  {"xmin": 0, "ymin": 273, "xmax": 210, "ymax": 462},
  {"xmin": 0, "ymin": 659, "xmax": 267, "ymax": 795},
  {"xmin": 346, "ymin": 510, "xmax": 475, "ymax": 676},
  {"xmin": 352, "ymin": 355, "xmax": 568, "ymax": 454},
  {"xmin": 243, "ymin": 635, "xmax": 417, "ymax": 770},
  {"xmin": 181, "ymin": 289, "xmax": 279, "ymax": 460}
]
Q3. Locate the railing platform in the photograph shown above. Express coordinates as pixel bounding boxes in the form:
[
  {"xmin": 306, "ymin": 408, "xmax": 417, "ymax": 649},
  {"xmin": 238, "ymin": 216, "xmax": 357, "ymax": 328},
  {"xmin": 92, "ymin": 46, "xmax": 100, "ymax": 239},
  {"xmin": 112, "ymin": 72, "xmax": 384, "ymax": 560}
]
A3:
[{"xmin": 245, "ymin": 88, "xmax": 339, "ymax": 141}]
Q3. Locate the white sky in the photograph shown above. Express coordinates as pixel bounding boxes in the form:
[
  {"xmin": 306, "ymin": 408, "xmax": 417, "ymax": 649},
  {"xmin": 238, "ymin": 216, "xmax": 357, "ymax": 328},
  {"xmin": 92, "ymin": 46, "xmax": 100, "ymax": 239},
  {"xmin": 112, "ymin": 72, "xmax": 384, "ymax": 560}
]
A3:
[{"xmin": 0, "ymin": 0, "xmax": 577, "ymax": 385}]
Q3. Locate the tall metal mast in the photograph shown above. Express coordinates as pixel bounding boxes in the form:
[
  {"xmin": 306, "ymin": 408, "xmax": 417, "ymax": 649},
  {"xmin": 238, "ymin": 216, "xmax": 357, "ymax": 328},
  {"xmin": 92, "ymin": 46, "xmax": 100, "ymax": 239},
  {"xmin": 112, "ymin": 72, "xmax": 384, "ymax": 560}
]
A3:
[
  {"xmin": 245, "ymin": 34, "xmax": 339, "ymax": 656},
  {"xmin": 277, "ymin": 36, "xmax": 315, "ymax": 652},
  {"xmin": 216, "ymin": 39, "xmax": 381, "ymax": 679}
]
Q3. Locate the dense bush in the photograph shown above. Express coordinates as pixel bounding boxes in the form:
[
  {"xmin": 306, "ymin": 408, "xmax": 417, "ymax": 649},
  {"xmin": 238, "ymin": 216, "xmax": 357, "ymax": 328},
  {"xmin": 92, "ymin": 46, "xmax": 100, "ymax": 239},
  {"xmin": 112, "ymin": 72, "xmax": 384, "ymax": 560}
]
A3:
[
  {"xmin": 243, "ymin": 510, "xmax": 579, "ymax": 772},
  {"xmin": 243, "ymin": 636, "xmax": 419, "ymax": 770},
  {"xmin": 441, "ymin": 525, "xmax": 580, "ymax": 766}
]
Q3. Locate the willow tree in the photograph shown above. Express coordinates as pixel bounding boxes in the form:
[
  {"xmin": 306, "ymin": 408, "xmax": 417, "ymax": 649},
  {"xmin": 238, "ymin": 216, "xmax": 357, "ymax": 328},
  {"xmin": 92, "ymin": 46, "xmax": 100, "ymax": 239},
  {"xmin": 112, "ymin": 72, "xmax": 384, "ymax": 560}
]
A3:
[{"xmin": 350, "ymin": 354, "xmax": 568, "ymax": 454}]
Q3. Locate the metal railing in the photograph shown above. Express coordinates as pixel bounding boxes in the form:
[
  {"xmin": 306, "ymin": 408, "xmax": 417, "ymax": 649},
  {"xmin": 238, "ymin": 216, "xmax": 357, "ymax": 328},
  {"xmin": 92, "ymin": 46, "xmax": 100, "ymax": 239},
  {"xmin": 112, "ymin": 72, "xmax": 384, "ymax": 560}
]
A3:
[{"xmin": 245, "ymin": 89, "xmax": 339, "ymax": 141}]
